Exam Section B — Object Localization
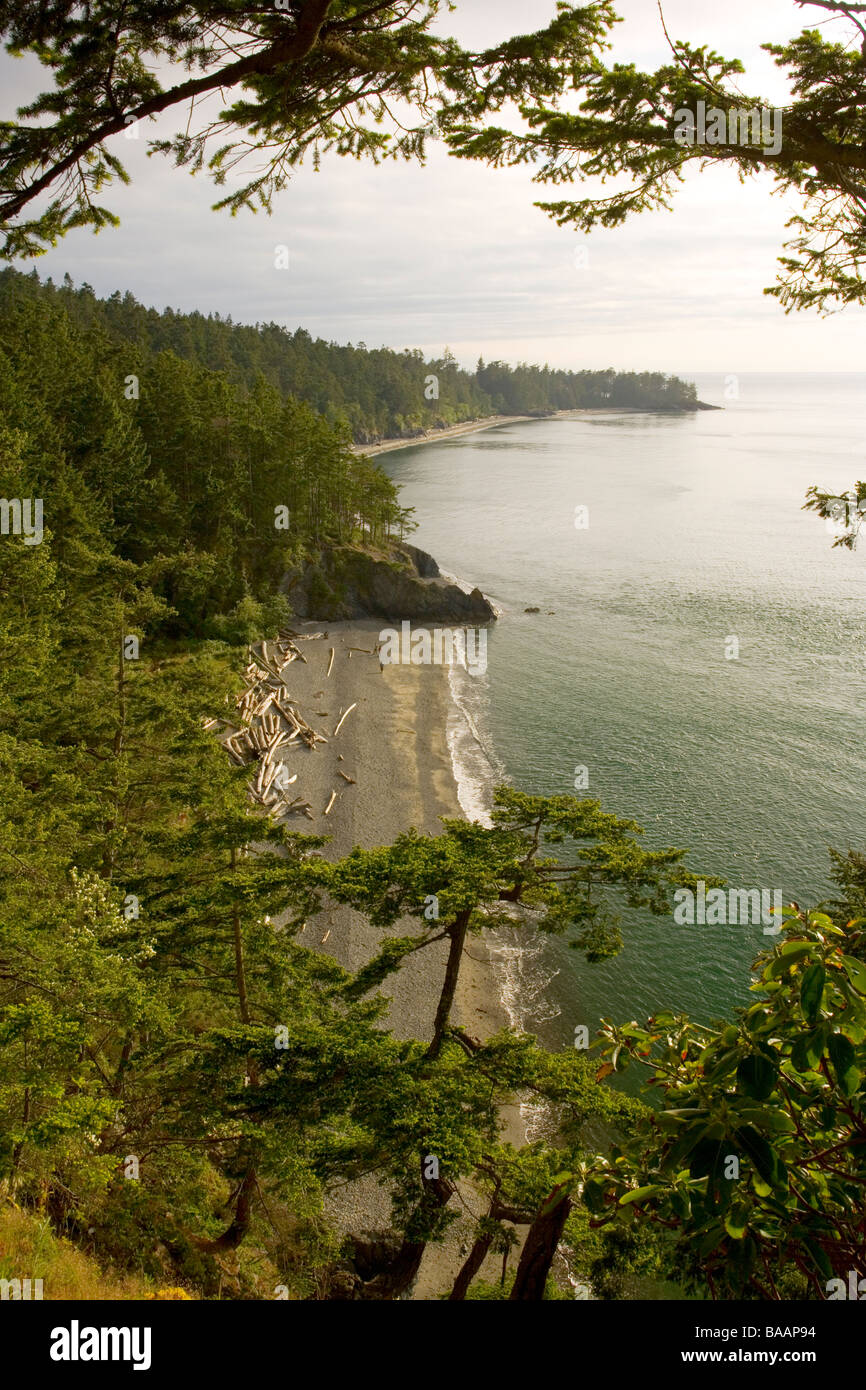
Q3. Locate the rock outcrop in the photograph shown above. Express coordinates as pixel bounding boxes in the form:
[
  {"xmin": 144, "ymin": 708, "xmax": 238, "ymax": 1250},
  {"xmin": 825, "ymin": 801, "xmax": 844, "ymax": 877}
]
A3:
[{"xmin": 283, "ymin": 543, "xmax": 495, "ymax": 623}]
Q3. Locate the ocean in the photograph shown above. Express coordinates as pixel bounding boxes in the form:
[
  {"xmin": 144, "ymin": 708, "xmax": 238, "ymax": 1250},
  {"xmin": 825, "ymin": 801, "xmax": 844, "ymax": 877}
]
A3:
[{"xmin": 381, "ymin": 374, "xmax": 866, "ymax": 1054}]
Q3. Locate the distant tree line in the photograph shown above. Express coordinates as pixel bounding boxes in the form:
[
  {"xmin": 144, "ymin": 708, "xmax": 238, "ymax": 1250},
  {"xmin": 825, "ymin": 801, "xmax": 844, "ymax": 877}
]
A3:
[
  {"xmin": 0, "ymin": 267, "xmax": 410, "ymax": 641},
  {"xmin": 0, "ymin": 270, "xmax": 698, "ymax": 448}
]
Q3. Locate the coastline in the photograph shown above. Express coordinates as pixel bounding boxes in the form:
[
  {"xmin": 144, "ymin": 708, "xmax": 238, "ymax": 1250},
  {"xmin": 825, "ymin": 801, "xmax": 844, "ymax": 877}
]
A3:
[
  {"xmin": 352, "ymin": 414, "xmax": 536, "ymax": 457},
  {"xmin": 353, "ymin": 403, "xmax": 718, "ymax": 458},
  {"xmin": 279, "ymin": 620, "xmax": 508, "ymax": 1044},
  {"xmin": 268, "ymin": 620, "xmax": 522, "ymax": 1296}
]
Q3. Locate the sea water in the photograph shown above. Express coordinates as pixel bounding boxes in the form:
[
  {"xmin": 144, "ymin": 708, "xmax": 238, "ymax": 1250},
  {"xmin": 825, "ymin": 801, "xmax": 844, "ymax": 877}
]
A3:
[{"xmin": 381, "ymin": 374, "xmax": 866, "ymax": 1049}]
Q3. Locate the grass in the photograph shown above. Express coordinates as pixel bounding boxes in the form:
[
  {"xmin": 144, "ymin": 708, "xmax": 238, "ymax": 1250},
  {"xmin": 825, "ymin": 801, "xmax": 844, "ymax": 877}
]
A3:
[{"xmin": 0, "ymin": 1201, "xmax": 161, "ymax": 1300}]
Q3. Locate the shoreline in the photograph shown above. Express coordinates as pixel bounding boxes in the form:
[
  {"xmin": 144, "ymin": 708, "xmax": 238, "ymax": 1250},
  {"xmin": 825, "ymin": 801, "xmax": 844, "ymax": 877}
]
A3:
[
  {"xmin": 353, "ymin": 414, "xmax": 535, "ymax": 456},
  {"xmin": 353, "ymin": 403, "xmax": 718, "ymax": 457},
  {"xmin": 278, "ymin": 621, "xmax": 514, "ymax": 1045},
  {"xmin": 260, "ymin": 621, "xmax": 522, "ymax": 1296}
]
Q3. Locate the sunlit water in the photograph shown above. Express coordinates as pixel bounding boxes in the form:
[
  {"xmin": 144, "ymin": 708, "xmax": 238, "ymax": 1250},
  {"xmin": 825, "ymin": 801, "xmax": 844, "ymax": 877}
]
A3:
[{"xmin": 381, "ymin": 375, "xmax": 866, "ymax": 1050}]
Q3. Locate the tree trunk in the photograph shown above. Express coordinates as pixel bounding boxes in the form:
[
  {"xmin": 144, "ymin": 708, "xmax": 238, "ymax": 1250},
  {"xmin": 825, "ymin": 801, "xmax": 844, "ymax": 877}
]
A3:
[
  {"xmin": 508, "ymin": 1188, "xmax": 573, "ymax": 1300},
  {"xmin": 450, "ymin": 1193, "xmax": 534, "ymax": 1300},
  {"xmin": 449, "ymin": 1230, "xmax": 494, "ymax": 1300},
  {"xmin": 425, "ymin": 908, "xmax": 471, "ymax": 1061},
  {"xmin": 351, "ymin": 1174, "xmax": 455, "ymax": 1300},
  {"xmin": 11, "ymin": 1084, "xmax": 30, "ymax": 1173},
  {"xmin": 193, "ymin": 1166, "xmax": 258, "ymax": 1252}
]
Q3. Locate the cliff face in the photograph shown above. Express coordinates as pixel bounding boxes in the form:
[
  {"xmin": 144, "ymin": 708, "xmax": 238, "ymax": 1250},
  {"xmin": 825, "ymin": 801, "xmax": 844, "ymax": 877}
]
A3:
[{"xmin": 283, "ymin": 543, "xmax": 495, "ymax": 623}]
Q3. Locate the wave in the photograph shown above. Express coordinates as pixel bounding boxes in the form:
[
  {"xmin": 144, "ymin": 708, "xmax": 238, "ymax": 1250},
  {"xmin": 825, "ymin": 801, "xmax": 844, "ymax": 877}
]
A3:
[
  {"xmin": 444, "ymin": 632, "xmax": 561, "ymax": 1144},
  {"xmin": 446, "ymin": 661, "xmax": 503, "ymax": 827}
]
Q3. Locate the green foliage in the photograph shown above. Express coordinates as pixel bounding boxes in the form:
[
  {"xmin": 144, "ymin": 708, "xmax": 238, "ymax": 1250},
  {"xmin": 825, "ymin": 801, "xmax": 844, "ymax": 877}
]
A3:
[
  {"xmin": 0, "ymin": 270, "xmax": 699, "ymax": 452},
  {"xmin": 0, "ymin": 267, "xmax": 407, "ymax": 639},
  {"xmin": 5, "ymin": 256, "xmax": 859, "ymax": 1302},
  {"xmin": 585, "ymin": 907, "xmax": 866, "ymax": 1298},
  {"xmin": 446, "ymin": 1, "xmax": 866, "ymax": 314},
  {"xmin": 0, "ymin": 2, "xmax": 612, "ymax": 259},
  {"xmin": 328, "ymin": 785, "xmax": 704, "ymax": 985},
  {"xmin": 802, "ymin": 483, "xmax": 866, "ymax": 550},
  {"xmin": 462, "ymin": 1272, "xmax": 571, "ymax": 1300},
  {"xmin": 1, "ymin": 262, "xmax": 696, "ymax": 1299}
]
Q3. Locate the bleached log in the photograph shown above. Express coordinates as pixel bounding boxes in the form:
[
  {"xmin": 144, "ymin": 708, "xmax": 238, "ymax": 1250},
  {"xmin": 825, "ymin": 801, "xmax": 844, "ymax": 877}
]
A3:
[
  {"xmin": 333, "ymin": 703, "xmax": 357, "ymax": 736},
  {"xmin": 324, "ymin": 790, "xmax": 337, "ymax": 815}
]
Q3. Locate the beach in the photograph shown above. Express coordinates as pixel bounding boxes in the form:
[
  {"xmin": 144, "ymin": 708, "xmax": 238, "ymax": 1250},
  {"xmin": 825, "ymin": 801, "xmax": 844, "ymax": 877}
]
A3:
[
  {"xmin": 352, "ymin": 407, "xmax": 698, "ymax": 459},
  {"xmin": 272, "ymin": 619, "xmax": 521, "ymax": 1296},
  {"xmin": 352, "ymin": 414, "xmax": 536, "ymax": 457}
]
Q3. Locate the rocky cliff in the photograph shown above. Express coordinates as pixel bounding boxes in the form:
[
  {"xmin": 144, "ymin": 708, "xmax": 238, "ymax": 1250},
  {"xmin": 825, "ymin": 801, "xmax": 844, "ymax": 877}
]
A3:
[{"xmin": 283, "ymin": 543, "xmax": 496, "ymax": 623}]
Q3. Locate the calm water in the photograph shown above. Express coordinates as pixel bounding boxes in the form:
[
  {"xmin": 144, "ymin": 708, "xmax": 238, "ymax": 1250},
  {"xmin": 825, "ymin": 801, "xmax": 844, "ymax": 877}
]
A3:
[{"xmin": 382, "ymin": 375, "xmax": 866, "ymax": 1048}]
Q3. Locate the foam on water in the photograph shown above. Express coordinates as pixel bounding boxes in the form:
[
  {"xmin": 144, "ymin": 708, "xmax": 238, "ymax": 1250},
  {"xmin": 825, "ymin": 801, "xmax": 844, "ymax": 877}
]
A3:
[{"xmin": 444, "ymin": 633, "xmax": 561, "ymax": 1141}]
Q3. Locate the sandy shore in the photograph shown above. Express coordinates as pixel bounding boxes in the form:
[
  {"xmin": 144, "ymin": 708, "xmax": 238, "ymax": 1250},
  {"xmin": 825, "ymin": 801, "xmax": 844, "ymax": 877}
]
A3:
[
  {"xmin": 353, "ymin": 414, "xmax": 536, "ymax": 457},
  {"xmin": 351, "ymin": 406, "xmax": 690, "ymax": 458},
  {"xmin": 272, "ymin": 621, "xmax": 521, "ymax": 1297}
]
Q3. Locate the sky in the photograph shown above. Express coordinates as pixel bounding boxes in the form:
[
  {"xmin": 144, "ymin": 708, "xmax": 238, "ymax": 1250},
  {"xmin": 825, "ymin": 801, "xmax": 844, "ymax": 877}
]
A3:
[{"xmin": 2, "ymin": 0, "xmax": 865, "ymax": 375}]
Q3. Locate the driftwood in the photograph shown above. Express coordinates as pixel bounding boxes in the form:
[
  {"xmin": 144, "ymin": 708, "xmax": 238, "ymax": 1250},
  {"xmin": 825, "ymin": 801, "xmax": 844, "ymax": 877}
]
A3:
[
  {"xmin": 333, "ymin": 703, "xmax": 357, "ymax": 736},
  {"xmin": 326, "ymin": 647, "xmax": 335, "ymax": 678},
  {"xmin": 207, "ymin": 637, "xmax": 339, "ymax": 823},
  {"xmin": 271, "ymin": 696, "xmax": 327, "ymax": 749},
  {"xmin": 337, "ymin": 770, "xmax": 356, "ymax": 785}
]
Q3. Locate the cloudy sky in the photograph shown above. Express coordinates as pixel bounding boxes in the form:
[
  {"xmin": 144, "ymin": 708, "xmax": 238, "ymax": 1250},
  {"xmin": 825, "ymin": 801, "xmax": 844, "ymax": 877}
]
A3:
[{"xmin": 3, "ymin": 0, "xmax": 865, "ymax": 374}]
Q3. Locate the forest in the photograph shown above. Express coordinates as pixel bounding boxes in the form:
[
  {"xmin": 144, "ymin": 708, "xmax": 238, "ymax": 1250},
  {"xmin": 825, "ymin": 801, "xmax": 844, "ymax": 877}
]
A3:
[
  {"xmin": 1, "ymin": 266, "xmax": 864, "ymax": 1301},
  {"xmin": 0, "ymin": 269, "xmax": 700, "ymax": 446}
]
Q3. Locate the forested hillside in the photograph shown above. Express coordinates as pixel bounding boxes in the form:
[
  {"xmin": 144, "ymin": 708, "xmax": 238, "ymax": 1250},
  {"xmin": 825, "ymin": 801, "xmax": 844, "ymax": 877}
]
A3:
[
  {"xmin": 0, "ymin": 270, "xmax": 699, "ymax": 446},
  {"xmin": 0, "ymin": 268, "xmax": 410, "ymax": 641},
  {"xmin": 0, "ymin": 269, "xmax": 657, "ymax": 1299},
  {"xmin": 5, "ymin": 270, "xmax": 860, "ymax": 1305}
]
